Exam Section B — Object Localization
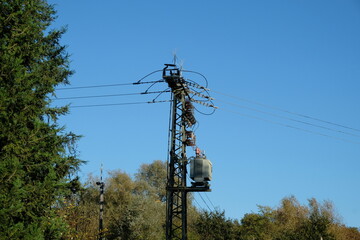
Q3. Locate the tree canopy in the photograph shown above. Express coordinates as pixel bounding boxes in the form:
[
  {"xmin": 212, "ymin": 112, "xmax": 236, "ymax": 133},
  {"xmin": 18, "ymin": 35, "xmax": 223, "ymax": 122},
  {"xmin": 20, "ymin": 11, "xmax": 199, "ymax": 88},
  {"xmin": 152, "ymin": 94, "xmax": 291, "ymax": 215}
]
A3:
[
  {"xmin": 0, "ymin": 0, "xmax": 81, "ymax": 238},
  {"xmin": 59, "ymin": 160, "xmax": 360, "ymax": 240},
  {"xmin": 1, "ymin": 1, "xmax": 359, "ymax": 239}
]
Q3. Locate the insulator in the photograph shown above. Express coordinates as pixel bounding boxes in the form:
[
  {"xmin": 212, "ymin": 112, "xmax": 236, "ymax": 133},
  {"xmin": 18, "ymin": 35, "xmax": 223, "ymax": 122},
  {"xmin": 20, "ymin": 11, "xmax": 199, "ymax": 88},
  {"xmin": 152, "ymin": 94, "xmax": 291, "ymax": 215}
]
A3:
[
  {"xmin": 187, "ymin": 90, "xmax": 214, "ymax": 100},
  {"xmin": 185, "ymin": 99, "xmax": 194, "ymax": 109},
  {"xmin": 191, "ymin": 99, "xmax": 218, "ymax": 109},
  {"xmin": 186, "ymin": 131, "xmax": 194, "ymax": 138},
  {"xmin": 185, "ymin": 139, "xmax": 196, "ymax": 146},
  {"xmin": 184, "ymin": 113, "xmax": 196, "ymax": 126},
  {"xmin": 185, "ymin": 131, "xmax": 196, "ymax": 146},
  {"xmin": 185, "ymin": 81, "xmax": 209, "ymax": 91}
]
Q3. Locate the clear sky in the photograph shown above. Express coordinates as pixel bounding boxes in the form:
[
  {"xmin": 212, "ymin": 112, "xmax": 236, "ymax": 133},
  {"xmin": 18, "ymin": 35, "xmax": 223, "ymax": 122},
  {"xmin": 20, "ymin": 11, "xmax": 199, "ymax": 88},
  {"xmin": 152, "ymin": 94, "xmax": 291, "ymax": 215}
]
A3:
[{"xmin": 49, "ymin": 0, "xmax": 360, "ymax": 227}]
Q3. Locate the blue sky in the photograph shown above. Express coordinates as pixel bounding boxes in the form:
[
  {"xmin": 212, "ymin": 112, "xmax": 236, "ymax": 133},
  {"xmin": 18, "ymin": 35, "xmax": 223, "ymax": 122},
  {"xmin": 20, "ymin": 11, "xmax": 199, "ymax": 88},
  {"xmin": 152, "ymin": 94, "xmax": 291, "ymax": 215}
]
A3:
[{"xmin": 49, "ymin": 0, "xmax": 360, "ymax": 227}]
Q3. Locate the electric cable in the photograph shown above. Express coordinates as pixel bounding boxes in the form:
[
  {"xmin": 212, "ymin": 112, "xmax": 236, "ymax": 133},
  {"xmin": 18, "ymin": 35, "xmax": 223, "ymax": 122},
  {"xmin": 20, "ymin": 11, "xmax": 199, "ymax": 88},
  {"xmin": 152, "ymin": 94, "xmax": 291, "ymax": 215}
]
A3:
[
  {"xmin": 186, "ymin": 88, "xmax": 212, "ymax": 102},
  {"xmin": 56, "ymin": 77, "xmax": 358, "ymax": 143},
  {"xmin": 191, "ymin": 121, "xmax": 200, "ymax": 134},
  {"xmin": 192, "ymin": 195, "xmax": 202, "ymax": 210},
  {"xmin": 219, "ymin": 107, "xmax": 360, "ymax": 145},
  {"xmin": 52, "ymin": 90, "xmax": 170, "ymax": 101},
  {"xmin": 193, "ymin": 105, "xmax": 216, "ymax": 116},
  {"xmin": 217, "ymin": 99, "xmax": 360, "ymax": 138},
  {"xmin": 56, "ymin": 80, "xmax": 164, "ymax": 91},
  {"xmin": 186, "ymin": 78, "xmax": 211, "ymax": 96},
  {"xmin": 150, "ymin": 88, "xmax": 171, "ymax": 102},
  {"xmin": 211, "ymin": 89, "xmax": 360, "ymax": 133},
  {"xmin": 135, "ymin": 70, "xmax": 163, "ymax": 84},
  {"xmin": 182, "ymin": 70, "xmax": 209, "ymax": 88},
  {"xmin": 204, "ymin": 192, "xmax": 216, "ymax": 210},
  {"xmin": 142, "ymin": 79, "xmax": 165, "ymax": 93},
  {"xmin": 166, "ymin": 93, "xmax": 174, "ymax": 181},
  {"xmin": 56, "ymin": 70, "xmax": 166, "ymax": 91},
  {"xmin": 178, "ymin": 80, "xmax": 216, "ymax": 116},
  {"xmin": 186, "ymin": 176, "xmax": 214, "ymax": 212},
  {"xmin": 56, "ymin": 82, "xmax": 134, "ymax": 90},
  {"xmin": 69, "ymin": 100, "xmax": 171, "ymax": 108},
  {"xmin": 197, "ymin": 192, "xmax": 213, "ymax": 212},
  {"xmin": 183, "ymin": 78, "xmax": 217, "ymax": 115}
]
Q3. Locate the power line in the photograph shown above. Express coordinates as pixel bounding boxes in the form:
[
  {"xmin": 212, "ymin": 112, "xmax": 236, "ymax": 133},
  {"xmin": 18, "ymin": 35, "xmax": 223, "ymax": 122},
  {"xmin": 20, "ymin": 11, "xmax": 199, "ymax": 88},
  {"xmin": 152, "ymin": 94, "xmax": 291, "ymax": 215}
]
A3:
[
  {"xmin": 60, "ymin": 97, "xmax": 360, "ymax": 144},
  {"xmin": 135, "ymin": 70, "xmax": 163, "ymax": 84},
  {"xmin": 196, "ymin": 192, "xmax": 213, "ymax": 212},
  {"xmin": 217, "ymin": 99, "xmax": 360, "ymax": 138},
  {"xmin": 69, "ymin": 100, "xmax": 171, "ymax": 108},
  {"xmin": 182, "ymin": 70, "xmax": 209, "ymax": 88},
  {"xmin": 219, "ymin": 107, "xmax": 360, "ymax": 145},
  {"xmin": 52, "ymin": 90, "xmax": 170, "ymax": 101},
  {"xmin": 179, "ymin": 80, "xmax": 217, "ymax": 116},
  {"xmin": 56, "ymin": 82, "xmax": 134, "ymax": 90},
  {"xmin": 55, "ymin": 87, "xmax": 359, "ymax": 144},
  {"xmin": 56, "ymin": 69, "xmax": 163, "ymax": 91},
  {"xmin": 142, "ymin": 79, "xmax": 164, "ymax": 93},
  {"xmin": 192, "ymin": 196, "xmax": 202, "ymax": 210},
  {"xmin": 204, "ymin": 192, "xmax": 216, "ymax": 210},
  {"xmin": 211, "ymin": 89, "xmax": 360, "ymax": 133},
  {"xmin": 186, "ymin": 176, "xmax": 214, "ymax": 212},
  {"xmin": 56, "ymin": 80, "xmax": 164, "ymax": 91}
]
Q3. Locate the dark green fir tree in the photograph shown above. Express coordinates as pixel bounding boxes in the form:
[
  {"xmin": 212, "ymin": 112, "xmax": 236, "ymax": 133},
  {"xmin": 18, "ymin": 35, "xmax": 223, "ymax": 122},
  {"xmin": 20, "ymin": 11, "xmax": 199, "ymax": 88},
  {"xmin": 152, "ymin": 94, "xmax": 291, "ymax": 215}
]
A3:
[{"xmin": 0, "ymin": 0, "xmax": 82, "ymax": 239}]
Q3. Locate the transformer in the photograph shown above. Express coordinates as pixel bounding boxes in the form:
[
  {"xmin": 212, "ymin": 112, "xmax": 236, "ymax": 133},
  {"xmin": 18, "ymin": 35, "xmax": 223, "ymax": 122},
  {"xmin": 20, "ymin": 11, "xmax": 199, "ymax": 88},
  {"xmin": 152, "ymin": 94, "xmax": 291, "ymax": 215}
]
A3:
[{"xmin": 190, "ymin": 155, "xmax": 212, "ymax": 186}]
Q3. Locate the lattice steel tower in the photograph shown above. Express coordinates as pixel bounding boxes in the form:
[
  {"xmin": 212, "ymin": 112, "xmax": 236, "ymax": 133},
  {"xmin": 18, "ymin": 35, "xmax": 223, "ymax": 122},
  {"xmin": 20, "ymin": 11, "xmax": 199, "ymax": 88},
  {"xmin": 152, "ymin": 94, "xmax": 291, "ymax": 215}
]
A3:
[{"xmin": 163, "ymin": 64, "xmax": 211, "ymax": 240}]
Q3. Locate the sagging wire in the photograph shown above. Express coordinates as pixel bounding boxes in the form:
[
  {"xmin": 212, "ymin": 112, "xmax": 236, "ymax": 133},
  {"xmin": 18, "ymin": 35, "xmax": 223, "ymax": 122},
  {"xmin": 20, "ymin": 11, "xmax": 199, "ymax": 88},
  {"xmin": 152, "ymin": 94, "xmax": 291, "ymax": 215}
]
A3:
[
  {"xmin": 142, "ymin": 79, "xmax": 166, "ymax": 93},
  {"xmin": 191, "ymin": 121, "xmax": 200, "ymax": 134},
  {"xmin": 183, "ymin": 78, "xmax": 217, "ymax": 115},
  {"xmin": 134, "ymin": 70, "xmax": 163, "ymax": 84},
  {"xmin": 194, "ymin": 104, "xmax": 216, "ymax": 116},
  {"xmin": 149, "ymin": 88, "xmax": 171, "ymax": 102},
  {"xmin": 177, "ymin": 78, "xmax": 217, "ymax": 116},
  {"xmin": 187, "ymin": 89, "xmax": 217, "ymax": 116},
  {"xmin": 182, "ymin": 70, "xmax": 209, "ymax": 88},
  {"xmin": 189, "ymin": 80, "xmax": 213, "ymax": 101}
]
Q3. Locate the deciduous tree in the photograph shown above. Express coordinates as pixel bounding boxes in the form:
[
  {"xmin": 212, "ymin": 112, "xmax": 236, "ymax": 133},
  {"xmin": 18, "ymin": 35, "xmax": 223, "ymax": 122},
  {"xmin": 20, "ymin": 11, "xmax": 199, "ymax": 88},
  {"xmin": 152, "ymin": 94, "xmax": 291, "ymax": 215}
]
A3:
[{"xmin": 195, "ymin": 210, "xmax": 238, "ymax": 240}]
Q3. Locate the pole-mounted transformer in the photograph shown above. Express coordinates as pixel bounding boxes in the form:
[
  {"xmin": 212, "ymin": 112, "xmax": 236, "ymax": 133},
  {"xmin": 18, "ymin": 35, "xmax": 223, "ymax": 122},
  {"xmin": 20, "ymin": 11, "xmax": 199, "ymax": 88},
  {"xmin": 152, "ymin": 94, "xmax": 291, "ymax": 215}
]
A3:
[{"xmin": 163, "ymin": 64, "xmax": 212, "ymax": 240}]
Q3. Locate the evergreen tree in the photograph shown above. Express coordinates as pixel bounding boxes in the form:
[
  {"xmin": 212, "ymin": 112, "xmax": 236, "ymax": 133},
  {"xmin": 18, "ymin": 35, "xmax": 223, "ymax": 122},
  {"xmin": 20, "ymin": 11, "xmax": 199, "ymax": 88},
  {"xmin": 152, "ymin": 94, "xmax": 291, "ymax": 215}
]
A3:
[{"xmin": 0, "ymin": 0, "xmax": 81, "ymax": 238}]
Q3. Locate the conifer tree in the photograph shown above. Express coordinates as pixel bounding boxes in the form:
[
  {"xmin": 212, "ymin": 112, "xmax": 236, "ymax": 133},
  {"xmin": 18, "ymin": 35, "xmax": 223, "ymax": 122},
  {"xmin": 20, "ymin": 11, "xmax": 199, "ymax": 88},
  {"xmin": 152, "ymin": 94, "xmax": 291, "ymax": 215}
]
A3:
[{"xmin": 0, "ymin": 0, "xmax": 82, "ymax": 238}]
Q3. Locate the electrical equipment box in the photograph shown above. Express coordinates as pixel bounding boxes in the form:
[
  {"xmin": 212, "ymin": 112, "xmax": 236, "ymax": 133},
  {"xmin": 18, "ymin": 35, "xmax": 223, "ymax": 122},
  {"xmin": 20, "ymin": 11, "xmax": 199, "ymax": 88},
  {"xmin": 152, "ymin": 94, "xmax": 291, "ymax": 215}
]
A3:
[{"xmin": 190, "ymin": 156, "xmax": 212, "ymax": 185}]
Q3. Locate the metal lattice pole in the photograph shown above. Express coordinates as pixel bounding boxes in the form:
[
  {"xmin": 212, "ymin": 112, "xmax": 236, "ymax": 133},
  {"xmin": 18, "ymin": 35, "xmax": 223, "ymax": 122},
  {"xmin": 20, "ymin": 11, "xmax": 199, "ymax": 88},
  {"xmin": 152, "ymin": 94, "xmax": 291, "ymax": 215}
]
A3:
[
  {"xmin": 164, "ymin": 63, "xmax": 211, "ymax": 240},
  {"xmin": 165, "ymin": 65, "xmax": 188, "ymax": 240}
]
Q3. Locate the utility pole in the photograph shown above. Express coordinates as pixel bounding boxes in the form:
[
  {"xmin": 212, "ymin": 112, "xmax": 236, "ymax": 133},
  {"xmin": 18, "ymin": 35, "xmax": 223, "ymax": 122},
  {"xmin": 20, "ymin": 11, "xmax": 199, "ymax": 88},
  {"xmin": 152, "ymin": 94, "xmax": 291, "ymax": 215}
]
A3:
[
  {"xmin": 163, "ymin": 64, "xmax": 212, "ymax": 240},
  {"xmin": 96, "ymin": 164, "xmax": 105, "ymax": 240}
]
